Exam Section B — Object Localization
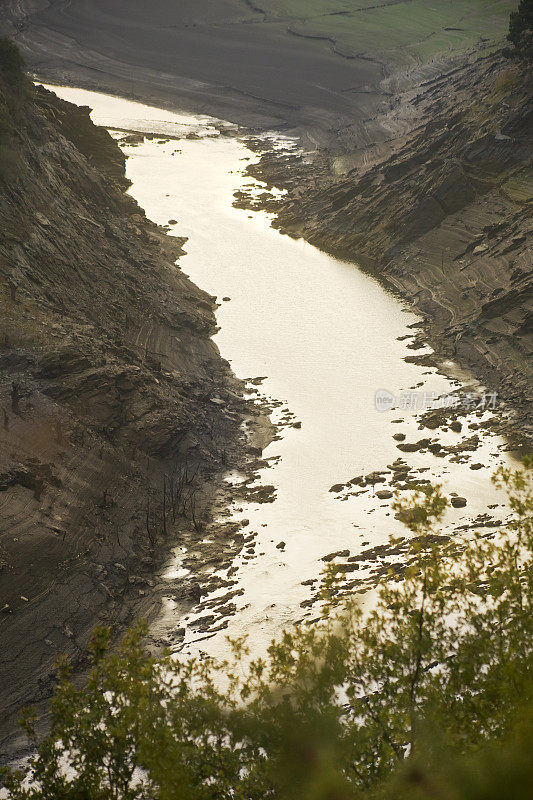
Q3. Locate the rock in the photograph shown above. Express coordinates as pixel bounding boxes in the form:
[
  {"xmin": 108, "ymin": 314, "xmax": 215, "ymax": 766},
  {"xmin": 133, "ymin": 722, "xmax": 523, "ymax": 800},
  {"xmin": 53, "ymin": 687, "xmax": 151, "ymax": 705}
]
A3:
[
  {"xmin": 222, "ymin": 296, "xmax": 231, "ymax": 301},
  {"xmin": 376, "ymin": 490, "xmax": 393, "ymax": 499},
  {"xmin": 451, "ymin": 496, "xmax": 467, "ymax": 508},
  {"xmin": 322, "ymin": 549, "xmax": 349, "ymax": 562},
  {"xmin": 276, "ymin": 541, "xmax": 286, "ymax": 550},
  {"xmin": 393, "ymin": 433, "xmax": 406, "ymax": 441},
  {"xmin": 397, "ymin": 438, "xmax": 431, "ymax": 452},
  {"xmin": 122, "ymin": 133, "xmax": 145, "ymax": 144},
  {"xmin": 419, "ymin": 410, "xmax": 445, "ymax": 429},
  {"xmin": 168, "ymin": 219, "xmax": 178, "ymax": 225},
  {"xmin": 470, "ymin": 463, "xmax": 483, "ymax": 470},
  {"xmin": 329, "ymin": 483, "xmax": 344, "ymax": 493},
  {"xmin": 35, "ymin": 212, "xmax": 50, "ymax": 226},
  {"xmin": 450, "ymin": 421, "xmax": 462, "ymax": 433},
  {"xmin": 37, "ymin": 346, "xmax": 91, "ymax": 378},
  {"xmin": 365, "ymin": 471, "xmax": 387, "ymax": 484},
  {"xmin": 428, "ymin": 443, "xmax": 443, "ymax": 454}
]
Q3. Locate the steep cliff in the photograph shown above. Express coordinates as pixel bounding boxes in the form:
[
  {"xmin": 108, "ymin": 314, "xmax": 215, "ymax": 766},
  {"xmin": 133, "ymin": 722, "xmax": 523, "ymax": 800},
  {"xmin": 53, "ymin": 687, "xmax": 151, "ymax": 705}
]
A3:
[{"xmin": 0, "ymin": 50, "xmax": 243, "ymax": 741}]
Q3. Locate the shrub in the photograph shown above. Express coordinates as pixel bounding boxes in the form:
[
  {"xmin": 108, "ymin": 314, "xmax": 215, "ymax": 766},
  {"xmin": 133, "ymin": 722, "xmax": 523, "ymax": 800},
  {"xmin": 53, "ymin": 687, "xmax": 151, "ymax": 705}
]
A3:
[
  {"xmin": 507, "ymin": 0, "xmax": 533, "ymax": 60},
  {"xmin": 1, "ymin": 460, "xmax": 532, "ymax": 798},
  {"xmin": 0, "ymin": 37, "xmax": 25, "ymax": 82}
]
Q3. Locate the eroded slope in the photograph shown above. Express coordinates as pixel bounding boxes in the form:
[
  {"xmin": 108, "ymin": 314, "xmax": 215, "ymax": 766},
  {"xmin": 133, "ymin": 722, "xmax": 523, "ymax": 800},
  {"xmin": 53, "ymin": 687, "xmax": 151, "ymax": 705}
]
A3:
[
  {"xmin": 0, "ymin": 68, "xmax": 243, "ymax": 742},
  {"xmin": 263, "ymin": 54, "xmax": 532, "ymax": 429}
]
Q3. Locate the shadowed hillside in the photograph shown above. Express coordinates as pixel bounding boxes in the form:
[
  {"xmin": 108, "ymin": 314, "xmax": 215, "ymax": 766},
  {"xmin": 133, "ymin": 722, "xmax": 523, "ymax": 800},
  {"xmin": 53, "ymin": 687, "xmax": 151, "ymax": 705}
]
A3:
[{"xmin": 0, "ymin": 50, "xmax": 245, "ymax": 746}]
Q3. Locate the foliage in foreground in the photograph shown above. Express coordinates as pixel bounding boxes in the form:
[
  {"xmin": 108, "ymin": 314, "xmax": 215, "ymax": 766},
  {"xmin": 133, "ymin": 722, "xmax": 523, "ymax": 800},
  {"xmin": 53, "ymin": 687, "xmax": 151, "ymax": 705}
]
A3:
[{"xmin": 2, "ymin": 460, "xmax": 532, "ymax": 799}]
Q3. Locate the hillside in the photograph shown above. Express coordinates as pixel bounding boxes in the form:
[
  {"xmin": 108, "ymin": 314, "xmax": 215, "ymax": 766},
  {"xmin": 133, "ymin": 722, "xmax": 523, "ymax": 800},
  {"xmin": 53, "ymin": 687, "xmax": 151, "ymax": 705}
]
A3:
[
  {"xmin": 0, "ymin": 49, "xmax": 245, "ymax": 745},
  {"xmin": 0, "ymin": 1, "xmax": 515, "ymax": 137},
  {"xmin": 252, "ymin": 51, "xmax": 532, "ymax": 432}
]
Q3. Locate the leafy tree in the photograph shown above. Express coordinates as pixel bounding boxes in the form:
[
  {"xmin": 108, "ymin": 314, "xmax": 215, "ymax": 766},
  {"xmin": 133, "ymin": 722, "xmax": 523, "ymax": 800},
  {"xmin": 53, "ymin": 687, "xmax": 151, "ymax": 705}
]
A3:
[
  {"xmin": 2, "ymin": 460, "xmax": 532, "ymax": 799},
  {"xmin": 0, "ymin": 37, "xmax": 25, "ymax": 82},
  {"xmin": 507, "ymin": 0, "xmax": 533, "ymax": 59},
  {"xmin": 0, "ymin": 38, "xmax": 27, "ymax": 181}
]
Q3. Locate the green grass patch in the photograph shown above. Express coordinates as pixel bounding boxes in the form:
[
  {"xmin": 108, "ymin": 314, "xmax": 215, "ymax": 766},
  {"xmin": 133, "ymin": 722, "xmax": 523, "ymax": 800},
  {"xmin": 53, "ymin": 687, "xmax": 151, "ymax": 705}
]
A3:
[{"xmin": 261, "ymin": 1, "xmax": 516, "ymax": 65}]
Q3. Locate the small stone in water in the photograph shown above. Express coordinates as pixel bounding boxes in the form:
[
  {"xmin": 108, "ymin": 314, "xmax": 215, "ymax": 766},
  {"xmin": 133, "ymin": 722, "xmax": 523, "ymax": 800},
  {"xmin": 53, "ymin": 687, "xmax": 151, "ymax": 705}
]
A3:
[{"xmin": 451, "ymin": 496, "xmax": 467, "ymax": 508}]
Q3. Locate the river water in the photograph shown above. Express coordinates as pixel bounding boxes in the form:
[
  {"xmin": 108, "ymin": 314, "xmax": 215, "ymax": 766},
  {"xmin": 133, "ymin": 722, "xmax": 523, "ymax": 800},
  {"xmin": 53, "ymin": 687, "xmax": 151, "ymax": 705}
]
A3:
[{"xmin": 44, "ymin": 85, "xmax": 511, "ymax": 660}]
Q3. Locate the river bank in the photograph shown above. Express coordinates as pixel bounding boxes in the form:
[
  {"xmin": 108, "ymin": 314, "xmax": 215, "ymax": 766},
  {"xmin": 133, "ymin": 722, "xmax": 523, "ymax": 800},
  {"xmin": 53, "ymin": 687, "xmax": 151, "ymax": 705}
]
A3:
[
  {"xmin": 0, "ymin": 77, "xmax": 264, "ymax": 758},
  {"xmin": 238, "ymin": 50, "xmax": 533, "ymax": 441},
  {"xmin": 1, "ymin": 1, "xmax": 515, "ymax": 141}
]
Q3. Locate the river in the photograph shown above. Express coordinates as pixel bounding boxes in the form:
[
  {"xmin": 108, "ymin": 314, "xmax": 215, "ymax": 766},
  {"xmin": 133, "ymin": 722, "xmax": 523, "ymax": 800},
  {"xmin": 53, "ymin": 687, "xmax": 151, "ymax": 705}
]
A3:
[{"xmin": 44, "ymin": 85, "xmax": 511, "ymax": 661}]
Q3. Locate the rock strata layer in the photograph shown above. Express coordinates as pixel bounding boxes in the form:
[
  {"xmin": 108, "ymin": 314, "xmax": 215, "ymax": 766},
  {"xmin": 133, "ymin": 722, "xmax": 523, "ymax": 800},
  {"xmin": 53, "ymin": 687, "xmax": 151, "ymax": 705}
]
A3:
[
  {"xmin": 0, "ymin": 73, "xmax": 244, "ymax": 748},
  {"xmin": 249, "ymin": 53, "xmax": 532, "ymax": 434}
]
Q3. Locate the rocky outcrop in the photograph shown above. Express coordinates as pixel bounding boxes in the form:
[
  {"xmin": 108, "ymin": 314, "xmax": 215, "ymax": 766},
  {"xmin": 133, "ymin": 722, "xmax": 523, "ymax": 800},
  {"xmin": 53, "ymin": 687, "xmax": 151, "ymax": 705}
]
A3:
[
  {"xmin": 0, "ymin": 71, "xmax": 244, "ymax": 742},
  {"xmin": 252, "ymin": 53, "xmax": 532, "ymax": 433}
]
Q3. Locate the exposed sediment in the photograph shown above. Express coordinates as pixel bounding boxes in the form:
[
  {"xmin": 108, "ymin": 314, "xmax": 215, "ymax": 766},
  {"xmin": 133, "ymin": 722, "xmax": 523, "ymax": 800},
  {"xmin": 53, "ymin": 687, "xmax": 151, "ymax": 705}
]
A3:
[
  {"xmin": 0, "ymin": 73, "xmax": 249, "ymax": 750},
  {"xmin": 242, "ymin": 53, "xmax": 533, "ymax": 437}
]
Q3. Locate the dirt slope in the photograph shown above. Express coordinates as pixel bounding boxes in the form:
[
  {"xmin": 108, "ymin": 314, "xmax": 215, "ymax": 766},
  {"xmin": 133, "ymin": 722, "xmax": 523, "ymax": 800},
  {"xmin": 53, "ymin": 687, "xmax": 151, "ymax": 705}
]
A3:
[{"xmin": 0, "ymin": 66, "xmax": 245, "ymax": 749}]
